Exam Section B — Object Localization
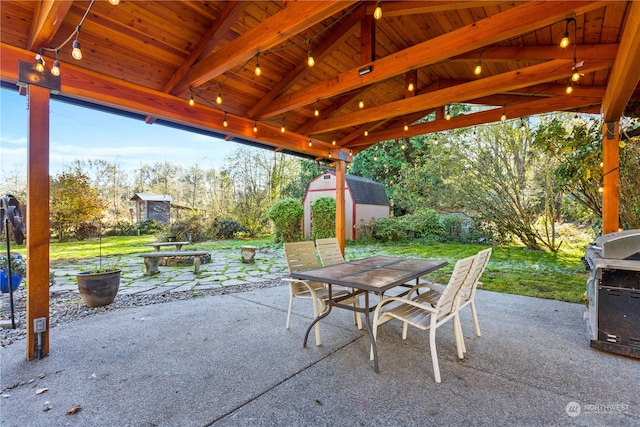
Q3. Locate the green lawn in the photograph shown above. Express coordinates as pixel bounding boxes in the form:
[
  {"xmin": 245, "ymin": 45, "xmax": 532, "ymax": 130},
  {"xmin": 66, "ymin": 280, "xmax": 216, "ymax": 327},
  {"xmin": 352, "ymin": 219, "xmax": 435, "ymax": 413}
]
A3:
[{"xmin": 5, "ymin": 235, "xmax": 589, "ymax": 304}]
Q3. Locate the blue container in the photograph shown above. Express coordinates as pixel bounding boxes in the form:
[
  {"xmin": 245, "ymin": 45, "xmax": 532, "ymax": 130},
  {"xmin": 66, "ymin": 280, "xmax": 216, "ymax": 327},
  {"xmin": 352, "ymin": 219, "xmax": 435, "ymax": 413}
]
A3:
[{"xmin": 0, "ymin": 270, "xmax": 23, "ymax": 293}]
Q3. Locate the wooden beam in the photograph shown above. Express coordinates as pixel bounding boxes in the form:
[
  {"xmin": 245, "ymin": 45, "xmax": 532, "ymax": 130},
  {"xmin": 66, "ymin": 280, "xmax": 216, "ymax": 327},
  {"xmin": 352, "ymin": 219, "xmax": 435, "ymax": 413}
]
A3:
[
  {"xmin": 346, "ymin": 95, "xmax": 602, "ymax": 149},
  {"xmin": 27, "ymin": 0, "xmax": 73, "ymax": 52},
  {"xmin": 311, "ymin": 59, "xmax": 612, "ymax": 134},
  {"xmin": 171, "ymin": 1, "xmax": 356, "ymax": 95},
  {"xmin": 365, "ymin": 1, "xmax": 508, "ymax": 17},
  {"xmin": 246, "ymin": 3, "xmax": 364, "ymax": 119},
  {"xmin": 601, "ymin": 0, "xmax": 640, "ymax": 121},
  {"xmin": 26, "ymin": 84, "xmax": 51, "ymax": 360},
  {"xmin": 602, "ymin": 121, "xmax": 620, "ymax": 233},
  {"xmin": 0, "ymin": 44, "xmax": 345, "ymax": 162},
  {"xmin": 258, "ymin": 1, "xmax": 608, "ymax": 119},
  {"xmin": 335, "ymin": 160, "xmax": 346, "ymax": 245},
  {"xmin": 455, "ymin": 44, "xmax": 618, "ymax": 61}
]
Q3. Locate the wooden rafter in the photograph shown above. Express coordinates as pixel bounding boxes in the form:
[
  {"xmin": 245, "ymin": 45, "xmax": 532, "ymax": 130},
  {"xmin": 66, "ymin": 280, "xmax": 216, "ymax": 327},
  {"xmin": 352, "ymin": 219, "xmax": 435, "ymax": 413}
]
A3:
[
  {"xmin": 27, "ymin": 0, "xmax": 73, "ymax": 52},
  {"xmin": 171, "ymin": 1, "xmax": 356, "ymax": 96},
  {"xmin": 257, "ymin": 1, "xmax": 608, "ymax": 119}
]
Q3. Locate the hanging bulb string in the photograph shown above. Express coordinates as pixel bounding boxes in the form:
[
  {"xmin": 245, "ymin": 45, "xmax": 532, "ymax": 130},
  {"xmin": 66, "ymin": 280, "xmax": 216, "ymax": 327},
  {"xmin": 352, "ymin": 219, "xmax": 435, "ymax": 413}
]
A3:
[{"xmin": 39, "ymin": 0, "xmax": 96, "ymax": 57}]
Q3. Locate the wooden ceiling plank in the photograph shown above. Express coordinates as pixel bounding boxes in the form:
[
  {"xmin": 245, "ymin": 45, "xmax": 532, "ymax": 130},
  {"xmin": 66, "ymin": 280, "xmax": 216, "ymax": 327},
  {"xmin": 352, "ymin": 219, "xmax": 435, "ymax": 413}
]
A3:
[
  {"xmin": 368, "ymin": 1, "xmax": 508, "ymax": 17},
  {"xmin": 309, "ymin": 59, "xmax": 612, "ymax": 134},
  {"xmin": 347, "ymin": 95, "xmax": 602, "ymax": 150},
  {"xmin": 171, "ymin": 1, "xmax": 357, "ymax": 96},
  {"xmin": 245, "ymin": 3, "xmax": 364, "ymax": 119},
  {"xmin": 601, "ymin": 0, "xmax": 640, "ymax": 121},
  {"xmin": 27, "ymin": 0, "xmax": 73, "ymax": 51},
  {"xmin": 455, "ymin": 44, "xmax": 618, "ymax": 61},
  {"xmin": 258, "ymin": 1, "xmax": 608, "ymax": 119}
]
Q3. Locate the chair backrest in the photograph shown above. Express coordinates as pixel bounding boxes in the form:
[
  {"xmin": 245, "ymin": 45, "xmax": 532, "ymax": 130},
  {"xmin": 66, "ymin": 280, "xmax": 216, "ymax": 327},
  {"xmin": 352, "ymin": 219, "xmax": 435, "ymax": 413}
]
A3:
[
  {"xmin": 283, "ymin": 241, "xmax": 320, "ymax": 272},
  {"xmin": 315, "ymin": 238, "xmax": 344, "ymax": 266},
  {"xmin": 435, "ymin": 255, "xmax": 476, "ymax": 317},
  {"xmin": 461, "ymin": 248, "xmax": 492, "ymax": 302}
]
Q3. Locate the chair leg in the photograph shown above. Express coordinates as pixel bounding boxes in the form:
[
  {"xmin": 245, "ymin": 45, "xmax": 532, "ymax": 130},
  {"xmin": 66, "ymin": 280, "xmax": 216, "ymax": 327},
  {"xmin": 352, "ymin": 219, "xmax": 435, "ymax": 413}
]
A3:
[
  {"xmin": 429, "ymin": 326, "xmax": 441, "ymax": 383},
  {"xmin": 286, "ymin": 293, "xmax": 294, "ymax": 330},
  {"xmin": 470, "ymin": 301, "xmax": 481, "ymax": 337},
  {"xmin": 353, "ymin": 296, "xmax": 363, "ymax": 330},
  {"xmin": 312, "ymin": 298, "xmax": 322, "ymax": 346},
  {"xmin": 453, "ymin": 314, "xmax": 465, "ymax": 358}
]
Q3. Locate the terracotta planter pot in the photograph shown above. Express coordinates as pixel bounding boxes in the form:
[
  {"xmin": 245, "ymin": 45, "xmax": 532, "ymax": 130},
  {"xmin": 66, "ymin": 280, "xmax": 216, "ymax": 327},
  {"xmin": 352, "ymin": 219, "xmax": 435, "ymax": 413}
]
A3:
[{"xmin": 76, "ymin": 270, "xmax": 121, "ymax": 308}]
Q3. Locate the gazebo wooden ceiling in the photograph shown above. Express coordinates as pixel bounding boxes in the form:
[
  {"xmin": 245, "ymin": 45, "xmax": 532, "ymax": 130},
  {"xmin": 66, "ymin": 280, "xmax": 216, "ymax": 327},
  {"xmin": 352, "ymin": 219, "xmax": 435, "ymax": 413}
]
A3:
[{"xmin": 1, "ymin": 1, "xmax": 639, "ymax": 162}]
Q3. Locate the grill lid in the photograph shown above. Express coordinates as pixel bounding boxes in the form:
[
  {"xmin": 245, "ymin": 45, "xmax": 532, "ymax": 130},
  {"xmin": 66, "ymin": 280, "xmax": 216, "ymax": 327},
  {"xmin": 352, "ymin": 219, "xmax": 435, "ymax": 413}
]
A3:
[{"xmin": 594, "ymin": 229, "xmax": 640, "ymax": 260}]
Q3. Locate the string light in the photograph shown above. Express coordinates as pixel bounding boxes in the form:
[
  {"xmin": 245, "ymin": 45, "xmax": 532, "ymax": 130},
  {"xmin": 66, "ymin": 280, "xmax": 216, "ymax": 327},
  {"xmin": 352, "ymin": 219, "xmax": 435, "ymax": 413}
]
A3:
[
  {"xmin": 281, "ymin": 120, "xmax": 285, "ymax": 133},
  {"xmin": 445, "ymin": 111, "xmax": 451, "ymax": 121},
  {"xmin": 358, "ymin": 97, "xmax": 364, "ymax": 109},
  {"xmin": 332, "ymin": 138, "xmax": 336, "ymax": 145},
  {"xmin": 51, "ymin": 58, "xmax": 60, "ymax": 76},
  {"xmin": 598, "ymin": 187, "xmax": 604, "ymax": 193},
  {"xmin": 559, "ymin": 18, "xmax": 575, "ymax": 49},
  {"xmin": 566, "ymin": 81, "xmax": 573, "ymax": 94},
  {"xmin": 216, "ymin": 87, "xmax": 222, "ymax": 105},
  {"xmin": 254, "ymin": 53, "xmax": 261, "ymax": 76},
  {"xmin": 474, "ymin": 61, "xmax": 482, "ymax": 75},
  {"xmin": 501, "ymin": 107, "xmax": 507, "ymax": 121},
  {"xmin": 223, "ymin": 113, "xmax": 228, "ymax": 127},
  {"xmin": 328, "ymin": 152, "xmax": 332, "ymax": 159},
  {"xmin": 520, "ymin": 119, "xmax": 526, "ymax": 130},
  {"xmin": 253, "ymin": 121, "xmax": 258, "ymax": 132},
  {"xmin": 314, "ymin": 105, "xmax": 320, "ymax": 117},
  {"xmin": 108, "ymin": 0, "xmax": 120, "ymax": 4},
  {"xmin": 308, "ymin": 139, "xmax": 312, "ymax": 147},
  {"xmin": 404, "ymin": 123, "xmax": 409, "ymax": 131},
  {"xmin": 434, "ymin": 136, "xmax": 438, "ymax": 145},
  {"xmin": 374, "ymin": 1, "xmax": 382, "ymax": 20},
  {"xmin": 189, "ymin": 95, "xmax": 195, "ymax": 106},
  {"xmin": 401, "ymin": 142, "xmax": 406, "ymax": 150},
  {"xmin": 364, "ymin": 129, "xmax": 369, "ymax": 136},
  {"xmin": 307, "ymin": 40, "xmax": 315, "ymax": 67},
  {"xmin": 34, "ymin": 54, "xmax": 45, "ymax": 72},
  {"xmin": 571, "ymin": 66, "xmax": 580, "ymax": 82},
  {"xmin": 407, "ymin": 79, "xmax": 415, "ymax": 92},
  {"xmin": 72, "ymin": 38, "xmax": 82, "ymax": 60}
]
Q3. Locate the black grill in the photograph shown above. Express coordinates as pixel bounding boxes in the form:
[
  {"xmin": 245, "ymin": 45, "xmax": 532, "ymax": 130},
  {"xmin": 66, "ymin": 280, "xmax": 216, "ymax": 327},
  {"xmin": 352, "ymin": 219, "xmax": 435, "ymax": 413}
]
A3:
[{"xmin": 584, "ymin": 230, "xmax": 640, "ymax": 359}]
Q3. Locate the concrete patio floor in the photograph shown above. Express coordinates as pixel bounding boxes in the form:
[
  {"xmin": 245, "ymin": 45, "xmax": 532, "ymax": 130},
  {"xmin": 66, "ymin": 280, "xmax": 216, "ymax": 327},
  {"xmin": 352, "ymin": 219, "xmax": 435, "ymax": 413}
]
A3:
[{"xmin": 1, "ymin": 283, "xmax": 638, "ymax": 427}]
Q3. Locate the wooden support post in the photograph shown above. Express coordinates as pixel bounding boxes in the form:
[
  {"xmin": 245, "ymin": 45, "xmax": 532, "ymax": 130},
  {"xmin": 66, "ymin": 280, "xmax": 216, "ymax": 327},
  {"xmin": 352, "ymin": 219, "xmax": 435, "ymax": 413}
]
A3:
[
  {"xmin": 602, "ymin": 121, "xmax": 620, "ymax": 234},
  {"xmin": 26, "ymin": 85, "xmax": 51, "ymax": 359},
  {"xmin": 335, "ymin": 160, "xmax": 346, "ymax": 254}
]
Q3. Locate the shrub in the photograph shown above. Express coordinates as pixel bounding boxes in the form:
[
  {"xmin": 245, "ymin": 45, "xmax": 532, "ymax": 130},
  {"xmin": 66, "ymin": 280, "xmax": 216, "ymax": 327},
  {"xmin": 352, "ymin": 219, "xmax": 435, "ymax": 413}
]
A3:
[
  {"xmin": 207, "ymin": 217, "xmax": 250, "ymax": 239},
  {"xmin": 74, "ymin": 221, "xmax": 99, "ymax": 240},
  {"xmin": 373, "ymin": 217, "xmax": 407, "ymax": 241},
  {"xmin": 267, "ymin": 198, "xmax": 303, "ymax": 243},
  {"xmin": 137, "ymin": 219, "xmax": 165, "ymax": 235},
  {"xmin": 441, "ymin": 215, "xmax": 463, "ymax": 241},
  {"xmin": 310, "ymin": 197, "xmax": 336, "ymax": 240},
  {"xmin": 169, "ymin": 214, "xmax": 206, "ymax": 242},
  {"xmin": 107, "ymin": 220, "xmax": 138, "ymax": 236},
  {"xmin": 401, "ymin": 208, "xmax": 444, "ymax": 240}
]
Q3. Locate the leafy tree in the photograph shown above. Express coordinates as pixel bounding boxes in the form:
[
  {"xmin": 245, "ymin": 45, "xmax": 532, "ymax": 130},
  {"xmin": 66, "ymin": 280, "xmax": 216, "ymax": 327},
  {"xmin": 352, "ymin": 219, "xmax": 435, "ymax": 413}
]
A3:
[{"xmin": 50, "ymin": 170, "xmax": 106, "ymax": 241}]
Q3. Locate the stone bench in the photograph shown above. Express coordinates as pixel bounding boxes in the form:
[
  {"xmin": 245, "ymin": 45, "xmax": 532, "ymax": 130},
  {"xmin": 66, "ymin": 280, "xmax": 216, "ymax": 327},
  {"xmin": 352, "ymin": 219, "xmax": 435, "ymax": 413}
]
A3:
[{"xmin": 137, "ymin": 251, "xmax": 209, "ymax": 276}]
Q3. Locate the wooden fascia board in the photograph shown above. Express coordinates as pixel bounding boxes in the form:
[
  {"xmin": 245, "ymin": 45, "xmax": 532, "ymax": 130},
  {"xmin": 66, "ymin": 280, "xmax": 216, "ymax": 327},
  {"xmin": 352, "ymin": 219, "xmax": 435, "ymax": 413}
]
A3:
[
  {"xmin": 310, "ymin": 59, "xmax": 612, "ymax": 134},
  {"xmin": 0, "ymin": 44, "xmax": 345, "ymax": 162},
  {"xmin": 601, "ymin": 0, "xmax": 640, "ymax": 121},
  {"xmin": 347, "ymin": 95, "xmax": 602, "ymax": 150},
  {"xmin": 258, "ymin": 1, "xmax": 608, "ymax": 119},
  {"xmin": 27, "ymin": 0, "xmax": 73, "ymax": 51},
  {"xmin": 455, "ymin": 44, "xmax": 618, "ymax": 61},
  {"xmin": 246, "ymin": 3, "xmax": 365, "ymax": 119},
  {"xmin": 171, "ymin": 1, "xmax": 356, "ymax": 95}
]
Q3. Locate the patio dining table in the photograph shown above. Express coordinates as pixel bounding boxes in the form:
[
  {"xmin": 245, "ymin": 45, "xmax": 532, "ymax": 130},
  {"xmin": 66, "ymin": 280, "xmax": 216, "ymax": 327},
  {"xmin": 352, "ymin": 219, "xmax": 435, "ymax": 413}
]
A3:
[{"xmin": 289, "ymin": 255, "xmax": 447, "ymax": 372}]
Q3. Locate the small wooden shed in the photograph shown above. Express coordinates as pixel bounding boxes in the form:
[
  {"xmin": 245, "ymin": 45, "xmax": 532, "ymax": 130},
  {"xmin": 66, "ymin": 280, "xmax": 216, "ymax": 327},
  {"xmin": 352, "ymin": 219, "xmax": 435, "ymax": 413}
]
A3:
[
  {"xmin": 130, "ymin": 193, "xmax": 173, "ymax": 225},
  {"xmin": 303, "ymin": 172, "xmax": 390, "ymax": 240}
]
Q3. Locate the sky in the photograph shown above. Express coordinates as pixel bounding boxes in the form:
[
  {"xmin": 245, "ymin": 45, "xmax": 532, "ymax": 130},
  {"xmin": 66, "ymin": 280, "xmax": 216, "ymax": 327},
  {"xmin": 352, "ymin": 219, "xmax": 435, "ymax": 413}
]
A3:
[{"xmin": 0, "ymin": 87, "xmax": 245, "ymax": 181}]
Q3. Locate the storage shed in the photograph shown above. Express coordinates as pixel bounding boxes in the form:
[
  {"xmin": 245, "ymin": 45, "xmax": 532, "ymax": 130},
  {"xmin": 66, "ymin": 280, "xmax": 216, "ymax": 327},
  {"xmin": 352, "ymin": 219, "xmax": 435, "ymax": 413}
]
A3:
[
  {"xmin": 303, "ymin": 173, "xmax": 390, "ymax": 240},
  {"xmin": 130, "ymin": 193, "xmax": 173, "ymax": 225}
]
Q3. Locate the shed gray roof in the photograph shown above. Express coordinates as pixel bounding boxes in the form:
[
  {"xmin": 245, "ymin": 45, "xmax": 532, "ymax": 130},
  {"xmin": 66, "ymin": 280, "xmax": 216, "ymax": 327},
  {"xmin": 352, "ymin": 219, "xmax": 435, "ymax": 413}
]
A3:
[
  {"xmin": 346, "ymin": 175, "xmax": 389, "ymax": 206},
  {"xmin": 130, "ymin": 193, "xmax": 173, "ymax": 202}
]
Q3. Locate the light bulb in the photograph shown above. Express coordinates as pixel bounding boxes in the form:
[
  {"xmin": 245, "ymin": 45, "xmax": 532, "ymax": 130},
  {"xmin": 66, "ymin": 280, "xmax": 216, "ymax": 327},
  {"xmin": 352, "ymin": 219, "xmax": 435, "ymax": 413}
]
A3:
[
  {"xmin": 374, "ymin": 1, "xmax": 382, "ymax": 19},
  {"xmin": 255, "ymin": 62, "xmax": 261, "ymax": 76},
  {"xmin": 51, "ymin": 60, "xmax": 60, "ymax": 76},
  {"xmin": 216, "ymin": 92, "xmax": 222, "ymax": 104},
  {"xmin": 332, "ymin": 139, "xmax": 336, "ymax": 145},
  {"xmin": 308, "ymin": 140, "xmax": 312, "ymax": 147},
  {"xmin": 35, "ymin": 55, "xmax": 45, "ymax": 73},
  {"xmin": 328, "ymin": 152, "xmax": 332, "ymax": 159},
  {"xmin": 358, "ymin": 98, "xmax": 364, "ymax": 109},
  {"xmin": 404, "ymin": 124, "xmax": 408, "ymax": 131},
  {"xmin": 72, "ymin": 39, "xmax": 82, "ymax": 60},
  {"xmin": 598, "ymin": 187, "xmax": 604, "ymax": 193},
  {"xmin": 307, "ymin": 51, "xmax": 315, "ymax": 67},
  {"xmin": 434, "ymin": 138, "xmax": 438, "ymax": 145},
  {"xmin": 314, "ymin": 106, "xmax": 319, "ymax": 117},
  {"xmin": 571, "ymin": 66, "xmax": 580, "ymax": 82},
  {"xmin": 599, "ymin": 162, "xmax": 604, "ymax": 168},
  {"xmin": 501, "ymin": 113, "xmax": 507, "ymax": 122},
  {"xmin": 520, "ymin": 120, "xmax": 526, "ymax": 130},
  {"xmin": 407, "ymin": 80, "xmax": 414, "ymax": 92},
  {"xmin": 364, "ymin": 130, "xmax": 369, "ymax": 136},
  {"xmin": 108, "ymin": 0, "xmax": 120, "ymax": 4},
  {"xmin": 189, "ymin": 95, "xmax": 195, "ymax": 106},
  {"xmin": 445, "ymin": 112, "xmax": 451, "ymax": 120},
  {"xmin": 566, "ymin": 83, "xmax": 573, "ymax": 94},
  {"xmin": 281, "ymin": 123, "xmax": 285, "ymax": 133},
  {"xmin": 401, "ymin": 143, "xmax": 405, "ymax": 150},
  {"xmin": 223, "ymin": 114, "xmax": 228, "ymax": 127},
  {"xmin": 474, "ymin": 62, "xmax": 482, "ymax": 75},
  {"xmin": 253, "ymin": 122, "xmax": 258, "ymax": 133},
  {"xmin": 560, "ymin": 32, "xmax": 570, "ymax": 49}
]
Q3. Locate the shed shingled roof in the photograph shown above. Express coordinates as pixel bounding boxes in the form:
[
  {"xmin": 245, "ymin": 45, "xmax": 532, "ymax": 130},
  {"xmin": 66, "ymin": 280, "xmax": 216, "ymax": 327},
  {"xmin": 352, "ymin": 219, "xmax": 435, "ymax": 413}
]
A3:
[
  {"xmin": 345, "ymin": 175, "xmax": 389, "ymax": 206},
  {"xmin": 130, "ymin": 193, "xmax": 173, "ymax": 202}
]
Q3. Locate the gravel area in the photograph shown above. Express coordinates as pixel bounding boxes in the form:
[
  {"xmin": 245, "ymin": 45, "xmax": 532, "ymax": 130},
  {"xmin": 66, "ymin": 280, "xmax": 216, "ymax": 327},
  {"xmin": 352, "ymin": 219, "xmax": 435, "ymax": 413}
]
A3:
[{"xmin": 0, "ymin": 278, "xmax": 284, "ymax": 347}]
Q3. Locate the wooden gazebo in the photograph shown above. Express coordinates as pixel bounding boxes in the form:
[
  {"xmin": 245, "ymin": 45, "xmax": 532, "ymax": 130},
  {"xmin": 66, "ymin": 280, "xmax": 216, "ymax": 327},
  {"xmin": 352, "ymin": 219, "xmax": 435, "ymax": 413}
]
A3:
[{"xmin": 0, "ymin": 1, "xmax": 638, "ymax": 359}]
